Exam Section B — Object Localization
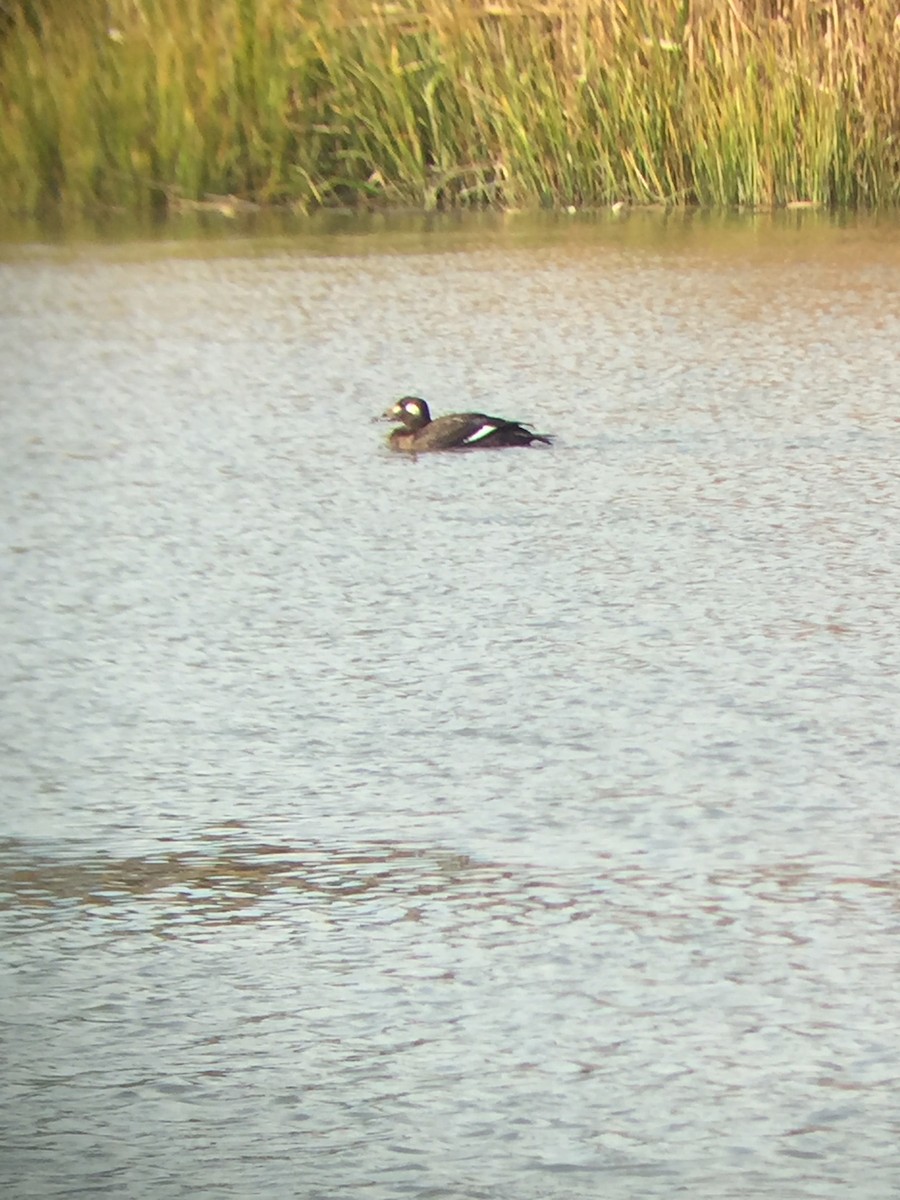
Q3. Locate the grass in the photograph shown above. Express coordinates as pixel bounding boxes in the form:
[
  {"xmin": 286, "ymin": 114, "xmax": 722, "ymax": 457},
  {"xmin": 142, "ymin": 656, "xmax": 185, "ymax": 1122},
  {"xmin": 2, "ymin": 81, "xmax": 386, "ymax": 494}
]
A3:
[{"xmin": 0, "ymin": 0, "xmax": 898, "ymax": 217}]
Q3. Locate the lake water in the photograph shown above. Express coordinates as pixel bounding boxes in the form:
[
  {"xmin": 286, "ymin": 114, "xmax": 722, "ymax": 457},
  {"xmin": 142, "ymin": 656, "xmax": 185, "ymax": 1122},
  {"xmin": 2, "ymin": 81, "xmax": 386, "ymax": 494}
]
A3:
[{"xmin": 2, "ymin": 211, "xmax": 900, "ymax": 1199}]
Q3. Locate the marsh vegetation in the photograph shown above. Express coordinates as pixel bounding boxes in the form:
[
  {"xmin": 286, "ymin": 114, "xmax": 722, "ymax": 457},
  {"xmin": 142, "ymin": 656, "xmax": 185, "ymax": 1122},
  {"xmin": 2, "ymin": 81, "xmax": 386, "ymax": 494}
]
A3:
[{"xmin": 1, "ymin": 0, "xmax": 898, "ymax": 217}]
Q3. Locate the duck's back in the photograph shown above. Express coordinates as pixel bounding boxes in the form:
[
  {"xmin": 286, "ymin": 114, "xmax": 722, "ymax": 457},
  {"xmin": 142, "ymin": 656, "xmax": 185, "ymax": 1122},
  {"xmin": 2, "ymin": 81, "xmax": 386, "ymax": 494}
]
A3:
[{"xmin": 416, "ymin": 412, "xmax": 551, "ymax": 450}]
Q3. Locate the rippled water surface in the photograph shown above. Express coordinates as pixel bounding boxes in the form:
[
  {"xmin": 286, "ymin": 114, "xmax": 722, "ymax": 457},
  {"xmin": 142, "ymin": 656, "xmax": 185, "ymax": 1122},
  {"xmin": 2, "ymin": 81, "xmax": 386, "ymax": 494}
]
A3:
[{"xmin": 2, "ymin": 212, "xmax": 900, "ymax": 1199}]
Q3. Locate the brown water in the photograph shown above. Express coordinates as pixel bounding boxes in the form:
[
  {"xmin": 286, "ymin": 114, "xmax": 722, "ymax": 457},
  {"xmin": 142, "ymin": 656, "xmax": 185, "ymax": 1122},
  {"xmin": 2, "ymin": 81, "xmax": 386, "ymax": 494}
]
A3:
[{"xmin": 2, "ymin": 212, "xmax": 900, "ymax": 1199}]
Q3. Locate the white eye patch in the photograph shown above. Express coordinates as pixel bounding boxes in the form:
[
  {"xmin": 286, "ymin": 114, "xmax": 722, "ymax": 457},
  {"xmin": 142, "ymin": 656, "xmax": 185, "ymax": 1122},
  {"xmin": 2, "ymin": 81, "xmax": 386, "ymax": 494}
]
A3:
[
  {"xmin": 463, "ymin": 424, "xmax": 497, "ymax": 443},
  {"xmin": 404, "ymin": 401, "xmax": 421, "ymax": 414}
]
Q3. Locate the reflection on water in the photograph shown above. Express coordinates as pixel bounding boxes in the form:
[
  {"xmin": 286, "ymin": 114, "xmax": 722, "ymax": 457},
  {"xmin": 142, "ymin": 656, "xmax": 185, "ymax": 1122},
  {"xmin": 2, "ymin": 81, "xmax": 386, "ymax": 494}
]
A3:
[
  {"xmin": 1, "ymin": 213, "xmax": 900, "ymax": 1199},
  {"xmin": 1, "ymin": 204, "xmax": 897, "ymax": 266},
  {"xmin": 0, "ymin": 833, "xmax": 476, "ymax": 920},
  {"xmin": 2, "ymin": 828, "xmax": 899, "ymax": 1199}
]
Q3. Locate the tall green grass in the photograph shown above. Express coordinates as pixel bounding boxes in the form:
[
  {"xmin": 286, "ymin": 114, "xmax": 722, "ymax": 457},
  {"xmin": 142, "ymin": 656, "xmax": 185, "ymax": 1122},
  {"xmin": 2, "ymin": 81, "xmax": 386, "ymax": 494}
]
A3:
[{"xmin": 1, "ymin": 0, "xmax": 898, "ymax": 217}]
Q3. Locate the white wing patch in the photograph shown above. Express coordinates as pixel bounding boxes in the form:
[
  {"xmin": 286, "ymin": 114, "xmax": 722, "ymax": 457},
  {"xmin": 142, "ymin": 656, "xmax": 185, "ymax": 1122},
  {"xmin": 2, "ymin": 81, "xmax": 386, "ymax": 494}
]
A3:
[{"xmin": 463, "ymin": 423, "xmax": 498, "ymax": 443}]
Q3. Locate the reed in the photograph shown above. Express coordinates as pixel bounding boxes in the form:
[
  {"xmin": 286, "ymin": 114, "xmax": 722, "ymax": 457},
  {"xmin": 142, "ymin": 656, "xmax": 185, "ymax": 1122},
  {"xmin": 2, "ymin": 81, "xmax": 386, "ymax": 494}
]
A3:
[{"xmin": 1, "ymin": 0, "xmax": 898, "ymax": 216}]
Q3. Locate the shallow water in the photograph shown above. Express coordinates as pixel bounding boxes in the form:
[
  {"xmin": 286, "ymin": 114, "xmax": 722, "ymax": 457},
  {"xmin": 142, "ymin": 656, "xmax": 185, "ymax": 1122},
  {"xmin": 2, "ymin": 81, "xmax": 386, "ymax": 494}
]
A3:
[{"xmin": 2, "ymin": 211, "xmax": 900, "ymax": 1199}]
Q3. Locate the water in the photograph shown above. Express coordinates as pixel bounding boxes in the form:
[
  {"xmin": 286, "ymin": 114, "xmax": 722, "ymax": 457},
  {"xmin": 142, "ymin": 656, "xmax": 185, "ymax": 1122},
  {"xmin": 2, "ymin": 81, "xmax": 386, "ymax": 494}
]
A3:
[{"xmin": 2, "ymin": 211, "xmax": 900, "ymax": 1199}]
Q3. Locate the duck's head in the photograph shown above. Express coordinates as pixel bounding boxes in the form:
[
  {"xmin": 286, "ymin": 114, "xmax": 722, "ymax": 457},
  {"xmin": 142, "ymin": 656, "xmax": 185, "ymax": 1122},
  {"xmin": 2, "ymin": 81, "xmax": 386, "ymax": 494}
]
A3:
[{"xmin": 381, "ymin": 396, "xmax": 431, "ymax": 430}]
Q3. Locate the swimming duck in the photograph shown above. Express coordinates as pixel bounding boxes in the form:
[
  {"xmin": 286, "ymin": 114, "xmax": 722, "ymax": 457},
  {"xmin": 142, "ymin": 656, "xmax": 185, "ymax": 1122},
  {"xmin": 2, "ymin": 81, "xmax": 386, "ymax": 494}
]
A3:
[{"xmin": 381, "ymin": 396, "xmax": 553, "ymax": 452}]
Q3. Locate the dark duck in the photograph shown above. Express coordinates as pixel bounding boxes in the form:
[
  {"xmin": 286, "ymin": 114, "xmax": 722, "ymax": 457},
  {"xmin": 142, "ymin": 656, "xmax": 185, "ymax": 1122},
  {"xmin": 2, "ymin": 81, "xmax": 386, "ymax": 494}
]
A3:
[{"xmin": 381, "ymin": 396, "xmax": 553, "ymax": 453}]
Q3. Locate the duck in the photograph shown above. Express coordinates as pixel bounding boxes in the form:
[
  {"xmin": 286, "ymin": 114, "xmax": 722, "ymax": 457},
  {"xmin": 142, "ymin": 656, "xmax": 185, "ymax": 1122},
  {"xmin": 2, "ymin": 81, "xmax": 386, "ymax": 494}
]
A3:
[{"xmin": 381, "ymin": 396, "xmax": 553, "ymax": 453}]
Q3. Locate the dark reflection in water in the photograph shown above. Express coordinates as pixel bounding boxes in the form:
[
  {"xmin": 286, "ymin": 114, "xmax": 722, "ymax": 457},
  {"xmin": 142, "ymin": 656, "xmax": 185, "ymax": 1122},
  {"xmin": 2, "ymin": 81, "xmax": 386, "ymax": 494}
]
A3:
[
  {"xmin": 2, "ymin": 214, "xmax": 900, "ymax": 1200},
  {"xmin": 0, "ymin": 833, "xmax": 478, "ymax": 920},
  {"xmin": 3, "ymin": 832, "xmax": 898, "ymax": 924},
  {"xmin": 3, "ymin": 827, "xmax": 900, "ymax": 1199}
]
